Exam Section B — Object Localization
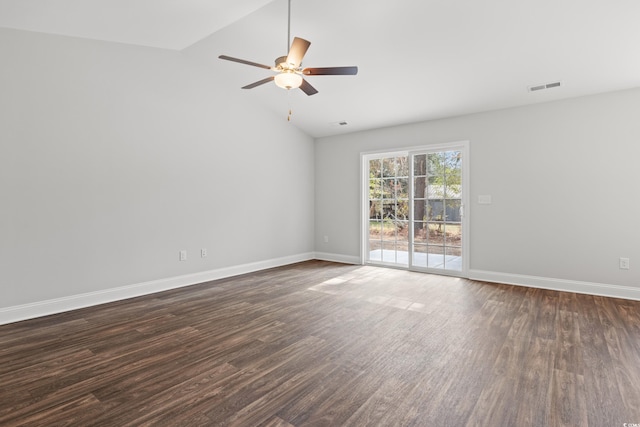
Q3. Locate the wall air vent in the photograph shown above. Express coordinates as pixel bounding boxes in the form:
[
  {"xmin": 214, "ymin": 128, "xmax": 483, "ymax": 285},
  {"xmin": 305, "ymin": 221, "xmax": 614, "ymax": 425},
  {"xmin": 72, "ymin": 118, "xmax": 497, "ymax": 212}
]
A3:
[{"xmin": 528, "ymin": 81, "xmax": 562, "ymax": 92}]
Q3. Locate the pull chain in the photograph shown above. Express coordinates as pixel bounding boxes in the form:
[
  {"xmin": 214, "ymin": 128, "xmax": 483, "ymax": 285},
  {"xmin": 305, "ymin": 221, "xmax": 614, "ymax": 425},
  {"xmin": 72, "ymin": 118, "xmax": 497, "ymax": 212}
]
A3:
[{"xmin": 287, "ymin": 89, "xmax": 293, "ymax": 121}]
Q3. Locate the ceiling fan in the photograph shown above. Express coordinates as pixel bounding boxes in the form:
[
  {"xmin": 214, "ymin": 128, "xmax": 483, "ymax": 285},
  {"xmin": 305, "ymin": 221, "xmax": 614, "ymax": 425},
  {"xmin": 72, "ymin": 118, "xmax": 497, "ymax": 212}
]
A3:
[{"xmin": 218, "ymin": 0, "xmax": 358, "ymax": 96}]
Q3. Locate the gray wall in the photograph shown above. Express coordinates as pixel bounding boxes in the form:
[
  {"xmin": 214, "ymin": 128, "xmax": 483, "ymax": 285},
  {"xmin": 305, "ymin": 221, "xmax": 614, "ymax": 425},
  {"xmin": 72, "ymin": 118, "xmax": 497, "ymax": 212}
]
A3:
[
  {"xmin": 0, "ymin": 28, "xmax": 315, "ymax": 309},
  {"xmin": 315, "ymin": 88, "xmax": 640, "ymax": 289},
  {"xmin": 2, "ymin": 25, "xmax": 639, "ymax": 314}
]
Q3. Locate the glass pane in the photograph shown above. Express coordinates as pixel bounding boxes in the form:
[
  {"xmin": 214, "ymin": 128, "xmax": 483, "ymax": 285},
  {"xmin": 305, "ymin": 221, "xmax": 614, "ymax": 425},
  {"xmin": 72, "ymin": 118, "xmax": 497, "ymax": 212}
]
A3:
[
  {"xmin": 444, "ymin": 223, "xmax": 462, "ymax": 246},
  {"xmin": 443, "ymin": 199, "xmax": 461, "ymax": 222},
  {"xmin": 428, "ymin": 174, "xmax": 442, "ymax": 187},
  {"xmin": 382, "ymin": 158, "xmax": 395, "ymax": 177},
  {"xmin": 396, "ymin": 178, "xmax": 409, "ymax": 200},
  {"xmin": 396, "ymin": 200, "xmax": 409, "ymax": 220},
  {"xmin": 428, "ymin": 153, "xmax": 444, "ymax": 176},
  {"xmin": 427, "ymin": 245, "xmax": 445, "ymax": 269},
  {"xmin": 427, "ymin": 223, "xmax": 445, "ymax": 245},
  {"xmin": 380, "ymin": 218, "xmax": 396, "ymax": 238},
  {"xmin": 382, "ymin": 179, "xmax": 395, "ymax": 199},
  {"xmin": 414, "ymin": 222, "xmax": 428, "ymax": 244},
  {"xmin": 413, "ymin": 154, "xmax": 427, "ymax": 177},
  {"xmin": 413, "ymin": 200, "xmax": 428, "ymax": 222},
  {"xmin": 382, "ymin": 220, "xmax": 400, "ymax": 239},
  {"xmin": 444, "ymin": 151, "xmax": 462, "ymax": 171},
  {"xmin": 445, "ymin": 167, "xmax": 461, "ymax": 186},
  {"xmin": 446, "ymin": 184, "xmax": 461, "ymax": 200},
  {"xmin": 428, "ymin": 200, "xmax": 444, "ymax": 221},
  {"xmin": 445, "ymin": 247, "xmax": 462, "ymax": 271},
  {"xmin": 382, "ymin": 201, "xmax": 395, "ymax": 219},
  {"xmin": 369, "ymin": 178, "xmax": 382, "ymax": 199},
  {"xmin": 382, "ymin": 241, "xmax": 398, "ymax": 263},
  {"xmin": 369, "ymin": 159, "xmax": 381, "ymax": 179},
  {"xmin": 396, "ymin": 221, "xmax": 409, "ymax": 246},
  {"xmin": 446, "ymin": 246, "xmax": 462, "ymax": 257},
  {"xmin": 413, "ymin": 176, "xmax": 426, "ymax": 199},
  {"xmin": 369, "ymin": 220, "xmax": 382, "ymax": 236},
  {"xmin": 369, "ymin": 201, "xmax": 382, "ymax": 219},
  {"xmin": 444, "ymin": 152, "xmax": 461, "ymax": 200},
  {"xmin": 369, "ymin": 239, "xmax": 382, "ymax": 262},
  {"xmin": 397, "ymin": 156, "xmax": 409, "ymax": 177},
  {"xmin": 413, "ymin": 244, "xmax": 427, "ymax": 267}
]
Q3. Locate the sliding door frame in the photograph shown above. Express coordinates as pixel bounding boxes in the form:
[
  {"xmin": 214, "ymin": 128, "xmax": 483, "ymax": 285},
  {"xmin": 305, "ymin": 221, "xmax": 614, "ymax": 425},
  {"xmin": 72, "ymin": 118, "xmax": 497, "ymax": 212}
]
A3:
[{"xmin": 360, "ymin": 141, "xmax": 470, "ymax": 278}]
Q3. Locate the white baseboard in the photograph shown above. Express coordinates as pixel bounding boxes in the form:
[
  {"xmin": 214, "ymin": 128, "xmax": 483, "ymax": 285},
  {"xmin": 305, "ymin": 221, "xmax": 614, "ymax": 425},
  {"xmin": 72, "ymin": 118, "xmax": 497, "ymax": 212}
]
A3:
[
  {"xmin": 469, "ymin": 269, "xmax": 640, "ymax": 301},
  {"xmin": 0, "ymin": 252, "xmax": 315, "ymax": 326},
  {"xmin": 6, "ymin": 257, "xmax": 635, "ymax": 326},
  {"xmin": 313, "ymin": 252, "xmax": 361, "ymax": 265}
]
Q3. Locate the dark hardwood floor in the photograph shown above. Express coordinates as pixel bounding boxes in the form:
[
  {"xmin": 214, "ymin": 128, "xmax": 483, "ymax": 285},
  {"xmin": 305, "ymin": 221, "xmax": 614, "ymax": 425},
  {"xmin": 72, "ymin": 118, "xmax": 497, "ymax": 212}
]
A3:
[{"xmin": 1, "ymin": 260, "xmax": 639, "ymax": 426}]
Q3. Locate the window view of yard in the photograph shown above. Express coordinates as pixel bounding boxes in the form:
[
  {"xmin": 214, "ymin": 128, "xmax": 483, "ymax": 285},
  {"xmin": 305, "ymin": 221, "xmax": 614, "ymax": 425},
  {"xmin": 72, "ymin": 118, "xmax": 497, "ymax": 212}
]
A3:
[{"xmin": 368, "ymin": 151, "xmax": 462, "ymax": 270}]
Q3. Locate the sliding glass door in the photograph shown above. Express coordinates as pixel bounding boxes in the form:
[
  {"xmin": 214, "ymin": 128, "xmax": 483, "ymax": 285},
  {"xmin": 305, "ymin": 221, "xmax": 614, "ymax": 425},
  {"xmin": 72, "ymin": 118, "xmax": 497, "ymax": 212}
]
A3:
[
  {"xmin": 411, "ymin": 150, "xmax": 463, "ymax": 272},
  {"xmin": 363, "ymin": 142, "xmax": 468, "ymax": 276},
  {"xmin": 367, "ymin": 155, "xmax": 409, "ymax": 266}
]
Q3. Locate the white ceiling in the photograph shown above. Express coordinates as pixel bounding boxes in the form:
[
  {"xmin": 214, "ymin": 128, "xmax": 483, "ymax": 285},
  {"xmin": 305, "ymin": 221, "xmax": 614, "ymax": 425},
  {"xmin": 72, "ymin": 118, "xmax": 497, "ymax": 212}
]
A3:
[
  {"xmin": 2, "ymin": 0, "xmax": 640, "ymax": 138},
  {"xmin": 0, "ymin": 0, "xmax": 274, "ymax": 49}
]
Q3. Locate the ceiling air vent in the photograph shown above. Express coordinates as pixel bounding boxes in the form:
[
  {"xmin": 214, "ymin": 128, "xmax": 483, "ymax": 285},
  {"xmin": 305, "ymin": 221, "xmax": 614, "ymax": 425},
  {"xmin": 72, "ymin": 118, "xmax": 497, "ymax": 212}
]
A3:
[{"xmin": 528, "ymin": 81, "xmax": 562, "ymax": 92}]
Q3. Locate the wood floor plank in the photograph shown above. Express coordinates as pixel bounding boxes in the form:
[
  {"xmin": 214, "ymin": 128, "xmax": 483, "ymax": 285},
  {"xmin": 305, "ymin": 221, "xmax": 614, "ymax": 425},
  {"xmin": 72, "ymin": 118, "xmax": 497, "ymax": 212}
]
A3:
[
  {"xmin": 294, "ymin": 369, "xmax": 385, "ymax": 427},
  {"xmin": 550, "ymin": 369, "xmax": 588, "ymax": 427},
  {"xmin": 273, "ymin": 363, "xmax": 362, "ymax": 425},
  {"xmin": 106, "ymin": 362, "xmax": 239, "ymax": 426},
  {"xmin": 1, "ymin": 260, "xmax": 639, "ymax": 426},
  {"xmin": 575, "ymin": 293, "xmax": 630, "ymax": 426},
  {"xmin": 512, "ymin": 336, "xmax": 555, "ymax": 426},
  {"xmin": 343, "ymin": 378, "xmax": 415, "ymax": 426},
  {"xmin": 554, "ymin": 309, "xmax": 583, "ymax": 374},
  {"xmin": 223, "ymin": 363, "xmax": 334, "ymax": 427},
  {"xmin": 258, "ymin": 416, "xmax": 295, "ymax": 427},
  {"xmin": 2, "ymin": 393, "xmax": 104, "ymax": 427}
]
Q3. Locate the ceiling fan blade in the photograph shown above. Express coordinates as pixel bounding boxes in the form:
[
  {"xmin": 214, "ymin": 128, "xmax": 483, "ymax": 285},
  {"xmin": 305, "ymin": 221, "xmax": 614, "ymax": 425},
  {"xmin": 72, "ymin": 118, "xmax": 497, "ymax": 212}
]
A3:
[
  {"xmin": 242, "ymin": 76, "xmax": 275, "ymax": 89},
  {"xmin": 286, "ymin": 37, "xmax": 311, "ymax": 68},
  {"xmin": 219, "ymin": 55, "xmax": 273, "ymax": 70},
  {"xmin": 302, "ymin": 66, "xmax": 358, "ymax": 76},
  {"xmin": 299, "ymin": 78, "xmax": 318, "ymax": 96}
]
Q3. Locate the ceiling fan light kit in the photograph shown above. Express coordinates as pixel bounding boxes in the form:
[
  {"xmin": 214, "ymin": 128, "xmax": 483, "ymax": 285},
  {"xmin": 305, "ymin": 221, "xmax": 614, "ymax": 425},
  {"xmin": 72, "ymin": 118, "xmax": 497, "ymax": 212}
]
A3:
[
  {"xmin": 218, "ymin": 0, "xmax": 357, "ymax": 96},
  {"xmin": 274, "ymin": 72, "xmax": 303, "ymax": 89}
]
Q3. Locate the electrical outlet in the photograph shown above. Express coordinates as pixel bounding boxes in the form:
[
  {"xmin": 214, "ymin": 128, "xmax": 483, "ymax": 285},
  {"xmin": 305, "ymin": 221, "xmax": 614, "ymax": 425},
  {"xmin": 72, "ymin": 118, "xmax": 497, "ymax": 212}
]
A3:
[
  {"xmin": 619, "ymin": 257, "xmax": 630, "ymax": 270},
  {"xmin": 201, "ymin": 248, "xmax": 207, "ymax": 258},
  {"xmin": 179, "ymin": 250, "xmax": 187, "ymax": 261}
]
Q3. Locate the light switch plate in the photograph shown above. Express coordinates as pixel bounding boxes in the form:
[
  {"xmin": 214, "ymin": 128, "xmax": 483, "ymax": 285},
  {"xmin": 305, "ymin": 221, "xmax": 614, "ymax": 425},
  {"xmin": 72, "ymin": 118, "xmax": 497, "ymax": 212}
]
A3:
[
  {"xmin": 620, "ymin": 257, "xmax": 630, "ymax": 270},
  {"xmin": 478, "ymin": 195, "xmax": 492, "ymax": 204}
]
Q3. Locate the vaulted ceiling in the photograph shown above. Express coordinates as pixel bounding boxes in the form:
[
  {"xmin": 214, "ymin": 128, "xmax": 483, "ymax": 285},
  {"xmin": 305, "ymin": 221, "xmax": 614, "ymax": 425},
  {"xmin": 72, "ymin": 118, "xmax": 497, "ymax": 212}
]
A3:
[{"xmin": 2, "ymin": 0, "xmax": 640, "ymax": 137}]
